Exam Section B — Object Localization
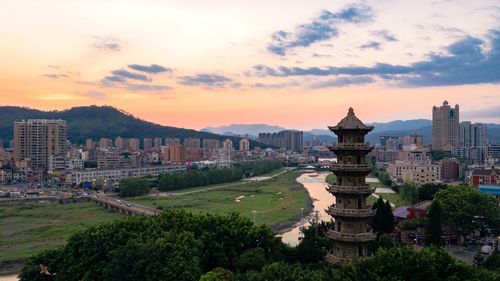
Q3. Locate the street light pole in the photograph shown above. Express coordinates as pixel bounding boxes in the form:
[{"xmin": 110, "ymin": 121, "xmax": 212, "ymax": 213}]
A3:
[
  {"xmin": 301, "ymin": 207, "xmax": 304, "ymax": 220},
  {"xmin": 252, "ymin": 210, "xmax": 257, "ymax": 225}
]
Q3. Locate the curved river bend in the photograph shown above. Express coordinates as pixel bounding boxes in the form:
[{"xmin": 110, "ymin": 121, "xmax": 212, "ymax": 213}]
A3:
[{"xmin": 280, "ymin": 171, "xmax": 335, "ymax": 245}]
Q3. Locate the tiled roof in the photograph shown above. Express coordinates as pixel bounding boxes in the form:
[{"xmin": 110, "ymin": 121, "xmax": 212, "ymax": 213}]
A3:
[
  {"xmin": 471, "ymin": 169, "xmax": 499, "ymax": 176},
  {"xmin": 329, "ymin": 107, "xmax": 374, "ymax": 131}
]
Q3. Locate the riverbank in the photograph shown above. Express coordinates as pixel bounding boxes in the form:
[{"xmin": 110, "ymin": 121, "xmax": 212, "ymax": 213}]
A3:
[{"xmin": 129, "ymin": 169, "xmax": 313, "ymax": 231}]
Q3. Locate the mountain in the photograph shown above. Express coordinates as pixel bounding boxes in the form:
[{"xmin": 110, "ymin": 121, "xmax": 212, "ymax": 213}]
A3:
[
  {"xmin": 0, "ymin": 106, "xmax": 265, "ymax": 148},
  {"xmin": 202, "ymin": 124, "xmax": 286, "ymax": 137},
  {"xmin": 204, "ymin": 120, "xmax": 500, "ymax": 145}
]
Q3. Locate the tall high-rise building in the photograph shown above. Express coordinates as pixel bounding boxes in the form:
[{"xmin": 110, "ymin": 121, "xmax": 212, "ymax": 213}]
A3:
[
  {"xmin": 128, "ymin": 138, "xmax": 140, "ymax": 151},
  {"xmin": 202, "ymin": 139, "xmax": 220, "ymax": 149},
  {"xmin": 432, "ymin": 101, "xmax": 459, "ymax": 151},
  {"xmin": 460, "ymin": 122, "xmax": 487, "ymax": 147},
  {"xmin": 239, "ymin": 138, "xmax": 250, "ymax": 151},
  {"xmin": 153, "ymin": 137, "xmax": 162, "ymax": 151},
  {"xmin": 13, "ymin": 119, "xmax": 68, "ymax": 170},
  {"xmin": 184, "ymin": 137, "xmax": 201, "ymax": 148},
  {"xmin": 222, "ymin": 139, "xmax": 233, "ymax": 150},
  {"xmin": 85, "ymin": 138, "xmax": 94, "ymax": 151},
  {"xmin": 165, "ymin": 138, "xmax": 181, "ymax": 146},
  {"xmin": 325, "ymin": 108, "xmax": 375, "ymax": 265},
  {"xmin": 99, "ymin": 138, "xmax": 112, "ymax": 149},
  {"xmin": 258, "ymin": 130, "xmax": 303, "ymax": 151},
  {"xmin": 143, "ymin": 138, "xmax": 153, "ymax": 151},
  {"xmin": 161, "ymin": 145, "xmax": 186, "ymax": 164},
  {"xmin": 115, "ymin": 137, "xmax": 127, "ymax": 150}
]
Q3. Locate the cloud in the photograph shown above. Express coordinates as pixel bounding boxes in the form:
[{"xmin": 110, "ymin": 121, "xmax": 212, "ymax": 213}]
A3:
[
  {"xmin": 42, "ymin": 74, "xmax": 68, "ymax": 79},
  {"xmin": 252, "ymin": 80, "xmax": 300, "ymax": 89},
  {"xmin": 463, "ymin": 106, "xmax": 500, "ymax": 118},
  {"xmin": 252, "ymin": 29, "xmax": 500, "ymax": 87},
  {"xmin": 93, "ymin": 36, "xmax": 122, "ymax": 51},
  {"xmin": 267, "ymin": 4, "xmax": 373, "ymax": 55},
  {"xmin": 126, "ymin": 84, "xmax": 173, "ymax": 91},
  {"xmin": 178, "ymin": 74, "xmax": 232, "ymax": 87},
  {"xmin": 86, "ymin": 91, "xmax": 106, "ymax": 100},
  {"xmin": 308, "ymin": 76, "xmax": 375, "ymax": 88},
  {"xmin": 372, "ymin": 30, "xmax": 398, "ymax": 41},
  {"xmin": 128, "ymin": 64, "xmax": 171, "ymax": 74},
  {"xmin": 359, "ymin": 41, "xmax": 381, "ymax": 50},
  {"xmin": 111, "ymin": 69, "xmax": 150, "ymax": 81}
]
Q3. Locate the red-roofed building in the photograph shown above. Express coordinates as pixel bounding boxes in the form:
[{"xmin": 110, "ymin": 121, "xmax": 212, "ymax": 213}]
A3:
[{"xmin": 471, "ymin": 168, "xmax": 499, "ymax": 186}]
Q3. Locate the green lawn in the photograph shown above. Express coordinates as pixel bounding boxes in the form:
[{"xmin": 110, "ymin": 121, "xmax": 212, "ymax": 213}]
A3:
[
  {"xmin": 0, "ymin": 201, "xmax": 121, "ymax": 262},
  {"xmin": 130, "ymin": 170, "xmax": 311, "ymax": 230}
]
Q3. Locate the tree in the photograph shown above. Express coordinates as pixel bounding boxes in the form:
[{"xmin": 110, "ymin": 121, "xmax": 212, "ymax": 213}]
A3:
[
  {"xmin": 425, "ymin": 200, "xmax": 445, "ymax": 246},
  {"xmin": 118, "ymin": 177, "xmax": 150, "ymax": 197},
  {"xmin": 200, "ymin": 268, "xmax": 234, "ymax": 281},
  {"xmin": 418, "ymin": 183, "xmax": 447, "ymax": 201},
  {"xmin": 370, "ymin": 197, "xmax": 395, "ymax": 236},
  {"xmin": 399, "ymin": 182, "xmax": 418, "ymax": 205},
  {"xmin": 332, "ymin": 246, "xmax": 498, "ymax": 281},
  {"xmin": 435, "ymin": 185, "xmax": 500, "ymax": 240}
]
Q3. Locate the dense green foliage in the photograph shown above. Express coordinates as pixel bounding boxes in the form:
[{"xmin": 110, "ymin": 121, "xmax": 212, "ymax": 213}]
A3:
[
  {"xmin": 434, "ymin": 185, "xmax": 500, "ymax": 238},
  {"xmin": 19, "ymin": 210, "xmax": 286, "ymax": 281},
  {"xmin": 400, "ymin": 182, "xmax": 419, "ymax": 205},
  {"xmin": 425, "ymin": 200, "xmax": 445, "ymax": 246},
  {"xmin": 333, "ymin": 246, "xmax": 497, "ymax": 281},
  {"xmin": 371, "ymin": 197, "xmax": 395, "ymax": 236},
  {"xmin": 0, "ymin": 105, "xmax": 264, "ymax": 147},
  {"xmin": 377, "ymin": 171, "xmax": 392, "ymax": 186},
  {"xmin": 295, "ymin": 220, "xmax": 334, "ymax": 264},
  {"xmin": 418, "ymin": 183, "xmax": 447, "ymax": 201},
  {"xmin": 118, "ymin": 177, "xmax": 151, "ymax": 197},
  {"xmin": 18, "ymin": 210, "xmax": 500, "ymax": 281},
  {"xmin": 399, "ymin": 218, "xmax": 426, "ymax": 230},
  {"xmin": 157, "ymin": 160, "xmax": 283, "ymax": 191}
]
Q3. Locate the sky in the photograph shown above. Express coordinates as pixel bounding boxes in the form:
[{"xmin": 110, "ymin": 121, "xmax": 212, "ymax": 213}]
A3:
[{"xmin": 0, "ymin": 0, "xmax": 499, "ymax": 130}]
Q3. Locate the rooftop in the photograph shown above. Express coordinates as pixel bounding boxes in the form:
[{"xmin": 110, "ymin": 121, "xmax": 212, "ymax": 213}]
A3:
[{"xmin": 328, "ymin": 107, "xmax": 373, "ymax": 131}]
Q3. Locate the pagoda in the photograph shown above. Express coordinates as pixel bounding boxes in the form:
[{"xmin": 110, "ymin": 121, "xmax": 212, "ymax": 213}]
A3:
[{"xmin": 325, "ymin": 107, "xmax": 376, "ymax": 266}]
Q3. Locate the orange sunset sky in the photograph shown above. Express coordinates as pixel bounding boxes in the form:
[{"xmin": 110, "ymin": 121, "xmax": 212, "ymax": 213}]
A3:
[{"xmin": 0, "ymin": 0, "xmax": 499, "ymax": 130}]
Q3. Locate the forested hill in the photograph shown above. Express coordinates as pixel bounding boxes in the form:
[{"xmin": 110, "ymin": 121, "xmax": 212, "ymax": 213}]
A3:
[{"xmin": 0, "ymin": 106, "xmax": 261, "ymax": 147}]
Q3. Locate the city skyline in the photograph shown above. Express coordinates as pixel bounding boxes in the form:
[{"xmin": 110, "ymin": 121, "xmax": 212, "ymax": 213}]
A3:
[{"xmin": 1, "ymin": 0, "xmax": 499, "ymax": 130}]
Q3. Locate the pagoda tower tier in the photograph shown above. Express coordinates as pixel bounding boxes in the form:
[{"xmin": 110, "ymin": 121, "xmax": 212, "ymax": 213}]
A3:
[{"xmin": 325, "ymin": 107, "xmax": 375, "ymax": 266}]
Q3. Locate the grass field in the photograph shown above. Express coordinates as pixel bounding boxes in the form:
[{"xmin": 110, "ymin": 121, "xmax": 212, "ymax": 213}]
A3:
[
  {"xmin": 0, "ymin": 201, "xmax": 121, "ymax": 262},
  {"xmin": 129, "ymin": 170, "xmax": 311, "ymax": 230}
]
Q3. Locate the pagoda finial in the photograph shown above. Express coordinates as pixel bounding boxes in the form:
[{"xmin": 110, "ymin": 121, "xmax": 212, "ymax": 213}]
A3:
[{"xmin": 348, "ymin": 107, "xmax": 355, "ymax": 116}]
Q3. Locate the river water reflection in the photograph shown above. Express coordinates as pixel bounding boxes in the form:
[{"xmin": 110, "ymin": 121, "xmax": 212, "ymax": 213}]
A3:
[{"xmin": 280, "ymin": 171, "xmax": 335, "ymax": 246}]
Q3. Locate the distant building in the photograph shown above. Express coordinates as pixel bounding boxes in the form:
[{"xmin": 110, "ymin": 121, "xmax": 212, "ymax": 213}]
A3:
[
  {"xmin": 153, "ymin": 138, "xmax": 162, "ymax": 151},
  {"xmin": 114, "ymin": 137, "xmax": 127, "ymax": 150},
  {"xmin": 223, "ymin": 139, "xmax": 233, "ymax": 150},
  {"xmin": 432, "ymin": 101, "xmax": 459, "ymax": 151},
  {"xmin": 185, "ymin": 147, "xmax": 203, "ymax": 162},
  {"xmin": 239, "ymin": 138, "xmax": 250, "ymax": 151},
  {"xmin": 258, "ymin": 130, "xmax": 303, "ymax": 152},
  {"xmin": 202, "ymin": 139, "xmax": 220, "ymax": 149},
  {"xmin": 99, "ymin": 138, "xmax": 112, "ymax": 149},
  {"xmin": 489, "ymin": 144, "xmax": 500, "ymax": 158},
  {"xmin": 85, "ymin": 138, "xmax": 94, "ymax": 151},
  {"xmin": 164, "ymin": 138, "xmax": 181, "ymax": 146},
  {"xmin": 184, "ymin": 137, "xmax": 201, "ymax": 148},
  {"xmin": 439, "ymin": 158, "xmax": 459, "ymax": 181},
  {"xmin": 143, "ymin": 138, "xmax": 153, "ymax": 151},
  {"xmin": 161, "ymin": 145, "xmax": 186, "ymax": 164},
  {"xmin": 460, "ymin": 122, "xmax": 488, "ymax": 147},
  {"xmin": 471, "ymin": 168, "xmax": 499, "ymax": 186},
  {"xmin": 387, "ymin": 151, "xmax": 440, "ymax": 184},
  {"xmin": 403, "ymin": 135, "xmax": 424, "ymax": 150},
  {"xmin": 380, "ymin": 136, "xmax": 398, "ymax": 147},
  {"xmin": 13, "ymin": 119, "xmax": 67, "ymax": 170},
  {"xmin": 128, "ymin": 138, "xmax": 140, "ymax": 151},
  {"xmin": 66, "ymin": 165, "xmax": 186, "ymax": 185}
]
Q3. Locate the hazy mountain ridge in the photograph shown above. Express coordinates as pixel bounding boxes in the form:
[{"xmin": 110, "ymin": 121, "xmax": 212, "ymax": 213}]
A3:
[
  {"xmin": 0, "ymin": 106, "xmax": 265, "ymax": 148},
  {"xmin": 203, "ymin": 120, "xmax": 500, "ymax": 145}
]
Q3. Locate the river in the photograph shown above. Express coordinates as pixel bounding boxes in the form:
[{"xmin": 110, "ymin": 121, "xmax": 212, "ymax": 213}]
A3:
[{"xmin": 280, "ymin": 171, "xmax": 335, "ymax": 246}]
